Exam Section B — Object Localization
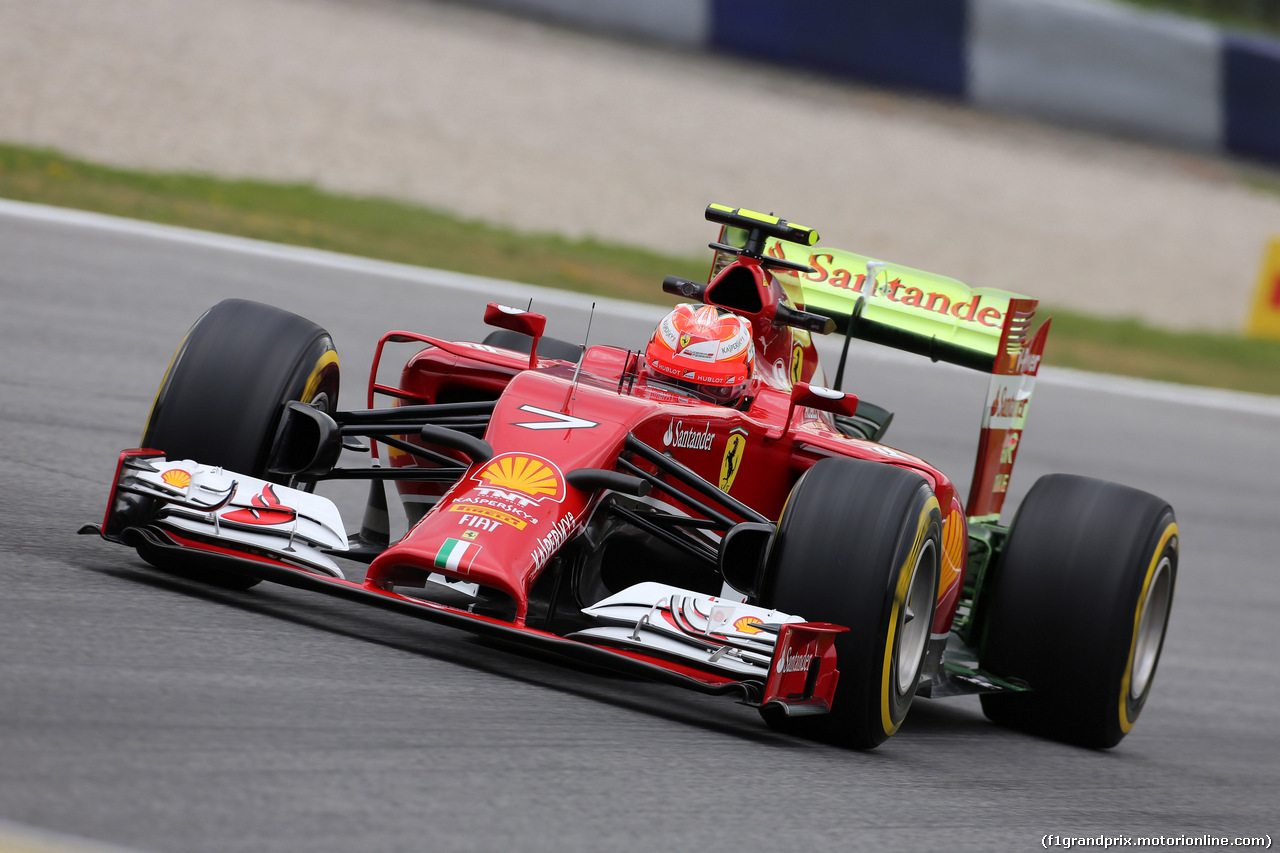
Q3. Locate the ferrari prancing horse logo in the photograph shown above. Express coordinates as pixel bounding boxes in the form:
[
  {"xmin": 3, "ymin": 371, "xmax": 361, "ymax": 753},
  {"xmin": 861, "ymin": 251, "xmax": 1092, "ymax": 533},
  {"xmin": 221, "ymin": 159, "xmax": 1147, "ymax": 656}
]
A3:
[
  {"xmin": 790, "ymin": 340, "xmax": 804, "ymax": 385},
  {"xmin": 719, "ymin": 428, "xmax": 747, "ymax": 492}
]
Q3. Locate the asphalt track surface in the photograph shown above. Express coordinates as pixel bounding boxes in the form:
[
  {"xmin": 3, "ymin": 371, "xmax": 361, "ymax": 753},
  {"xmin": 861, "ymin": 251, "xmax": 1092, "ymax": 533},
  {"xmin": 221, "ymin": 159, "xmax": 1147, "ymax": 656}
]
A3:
[{"xmin": 1, "ymin": 201, "xmax": 1277, "ymax": 852}]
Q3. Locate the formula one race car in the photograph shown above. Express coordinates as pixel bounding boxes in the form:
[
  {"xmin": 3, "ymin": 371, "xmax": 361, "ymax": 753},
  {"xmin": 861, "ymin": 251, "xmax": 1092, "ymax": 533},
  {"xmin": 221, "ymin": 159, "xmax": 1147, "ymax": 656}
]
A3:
[{"xmin": 83, "ymin": 205, "xmax": 1179, "ymax": 749}]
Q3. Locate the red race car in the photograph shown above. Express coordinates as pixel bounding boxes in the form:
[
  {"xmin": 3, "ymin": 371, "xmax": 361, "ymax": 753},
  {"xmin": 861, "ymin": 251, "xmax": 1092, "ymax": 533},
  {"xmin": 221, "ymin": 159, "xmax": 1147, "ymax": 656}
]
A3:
[{"xmin": 84, "ymin": 204, "xmax": 1178, "ymax": 749}]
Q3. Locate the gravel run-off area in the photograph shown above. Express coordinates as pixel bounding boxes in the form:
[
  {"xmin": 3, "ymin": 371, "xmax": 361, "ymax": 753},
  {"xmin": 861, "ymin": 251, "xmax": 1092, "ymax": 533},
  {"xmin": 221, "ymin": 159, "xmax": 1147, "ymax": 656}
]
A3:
[{"xmin": 3, "ymin": 0, "xmax": 1280, "ymax": 331}]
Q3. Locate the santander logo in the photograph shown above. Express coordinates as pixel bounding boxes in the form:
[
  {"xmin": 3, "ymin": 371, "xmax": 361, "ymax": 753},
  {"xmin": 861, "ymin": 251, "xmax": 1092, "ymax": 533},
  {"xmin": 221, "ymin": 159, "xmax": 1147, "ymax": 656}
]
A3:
[
  {"xmin": 989, "ymin": 387, "xmax": 1028, "ymax": 420},
  {"xmin": 775, "ymin": 645, "xmax": 816, "ymax": 675},
  {"xmin": 663, "ymin": 420, "xmax": 715, "ymax": 451}
]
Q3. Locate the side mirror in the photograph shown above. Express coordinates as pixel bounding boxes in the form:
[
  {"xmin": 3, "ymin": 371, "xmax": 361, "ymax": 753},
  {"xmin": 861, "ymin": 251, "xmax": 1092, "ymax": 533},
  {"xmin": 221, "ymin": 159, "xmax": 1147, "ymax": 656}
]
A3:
[
  {"xmin": 774, "ymin": 303, "xmax": 836, "ymax": 335},
  {"xmin": 789, "ymin": 382, "xmax": 859, "ymax": 419},
  {"xmin": 662, "ymin": 275, "xmax": 710, "ymax": 301},
  {"xmin": 484, "ymin": 303, "xmax": 547, "ymax": 368}
]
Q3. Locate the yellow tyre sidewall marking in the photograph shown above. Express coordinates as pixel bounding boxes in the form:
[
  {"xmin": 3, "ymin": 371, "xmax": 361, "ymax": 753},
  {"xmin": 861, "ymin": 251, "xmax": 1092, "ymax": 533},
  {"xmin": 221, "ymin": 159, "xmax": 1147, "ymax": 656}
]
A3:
[
  {"xmin": 1118, "ymin": 521, "xmax": 1178, "ymax": 733},
  {"xmin": 880, "ymin": 495, "xmax": 939, "ymax": 736},
  {"xmin": 300, "ymin": 349, "xmax": 339, "ymax": 404}
]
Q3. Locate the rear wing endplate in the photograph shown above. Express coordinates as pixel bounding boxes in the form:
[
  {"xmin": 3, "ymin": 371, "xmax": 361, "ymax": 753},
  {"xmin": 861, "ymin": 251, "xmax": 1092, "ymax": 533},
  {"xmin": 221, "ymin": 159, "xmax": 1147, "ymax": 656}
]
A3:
[{"xmin": 965, "ymin": 307, "xmax": 1050, "ymax": 522}]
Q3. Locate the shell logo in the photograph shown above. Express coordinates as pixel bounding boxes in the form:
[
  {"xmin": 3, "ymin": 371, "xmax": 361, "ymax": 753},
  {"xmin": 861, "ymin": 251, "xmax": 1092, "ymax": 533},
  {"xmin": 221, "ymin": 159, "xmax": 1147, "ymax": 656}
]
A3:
[
  {"xmin": 734, "ymin": 616, "xmax": 764, "ymax": 635},
  {"xmin": 475, "ymin": 454, "xmax": 565, "ymax": 502},
  {"xmin": 160, "ymin": 468, "xmax": 192, "ymax": 489}
]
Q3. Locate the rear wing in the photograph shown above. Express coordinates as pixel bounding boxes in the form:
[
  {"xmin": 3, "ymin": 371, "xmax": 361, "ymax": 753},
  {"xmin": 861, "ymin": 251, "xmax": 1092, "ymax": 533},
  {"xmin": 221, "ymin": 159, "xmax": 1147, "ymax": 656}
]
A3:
[
  {"xmin": 750, "ymin": 236, "xmax": 1027, "ymax": 373},
  {"xmin": 709, "ymin": 223, "xmax": 1048, "ymax": 522}
]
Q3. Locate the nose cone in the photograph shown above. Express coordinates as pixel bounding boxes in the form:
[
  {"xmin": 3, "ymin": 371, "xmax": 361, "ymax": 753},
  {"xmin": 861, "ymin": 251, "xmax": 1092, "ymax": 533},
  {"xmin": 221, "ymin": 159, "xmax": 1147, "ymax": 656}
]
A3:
[{"xmin": 366, "ymin": 451, "xmax": 587, "ymax": 621}]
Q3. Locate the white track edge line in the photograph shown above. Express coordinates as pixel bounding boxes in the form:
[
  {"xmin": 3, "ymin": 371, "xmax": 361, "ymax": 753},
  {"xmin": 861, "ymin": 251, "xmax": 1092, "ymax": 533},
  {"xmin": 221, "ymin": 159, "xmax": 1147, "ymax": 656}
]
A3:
[
  {"xmin": 3, "ymin": 197, "xmax": 1277, "ymax": 418},
  {"xmin": 0, "ymin": 198, "xmax": 662, "ymax": 321},
  {"xmin": 0, "ymin": 818, "xmax": 152, "ymax": 853}
]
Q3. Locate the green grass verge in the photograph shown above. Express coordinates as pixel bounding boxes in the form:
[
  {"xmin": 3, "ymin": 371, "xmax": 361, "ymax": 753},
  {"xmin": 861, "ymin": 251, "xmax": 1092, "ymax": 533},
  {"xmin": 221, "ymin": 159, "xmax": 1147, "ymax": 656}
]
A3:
[
  {"xmin": 3, "ymin": 141, "xmax": 1278, "ymax": 396},
  {"xmin": 1117, "ymin": 0, "xmax": 1280, "ymax": 38},
  {"xmin": 0, "ymin": 143, "xmax": 707, "ymax": 302},
  {"xmin": 1042, "ymin": 309, "xmax": 1280, "ymax": 396}
]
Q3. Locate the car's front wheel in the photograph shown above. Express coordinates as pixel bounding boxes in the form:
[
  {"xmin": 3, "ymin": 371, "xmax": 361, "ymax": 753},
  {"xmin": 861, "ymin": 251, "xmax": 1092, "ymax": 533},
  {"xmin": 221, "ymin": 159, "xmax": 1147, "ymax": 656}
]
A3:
[
  {"xmin": 138, "ymin": 298, "xmax": 340, "ymax": 589},
  {"xmin": 142, "ymin": 298, "xmax": 339, "ymax": 479},
  {"xmin": 763, "ymin": 457, "xmax": 941, "ymax": 749}
]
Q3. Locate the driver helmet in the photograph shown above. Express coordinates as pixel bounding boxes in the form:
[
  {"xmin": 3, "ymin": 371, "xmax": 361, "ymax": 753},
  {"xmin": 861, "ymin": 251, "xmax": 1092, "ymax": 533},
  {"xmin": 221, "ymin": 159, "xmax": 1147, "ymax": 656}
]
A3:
[{"xmin": 645, "ymin": 303, "xmax": 755, "ymax": 404}]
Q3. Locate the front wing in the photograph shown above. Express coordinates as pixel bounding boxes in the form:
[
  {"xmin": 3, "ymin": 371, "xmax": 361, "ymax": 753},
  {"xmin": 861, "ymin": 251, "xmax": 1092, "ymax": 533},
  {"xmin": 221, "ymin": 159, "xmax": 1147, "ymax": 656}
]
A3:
[{"xmin": 82, "ymin": 450, "xmax": 846, "ymax": 717}]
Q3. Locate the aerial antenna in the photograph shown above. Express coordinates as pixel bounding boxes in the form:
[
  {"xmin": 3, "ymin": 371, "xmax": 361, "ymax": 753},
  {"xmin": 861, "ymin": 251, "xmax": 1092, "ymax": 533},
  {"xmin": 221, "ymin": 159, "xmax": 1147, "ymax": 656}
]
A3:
[
  {"xmin": 834, "ymin": 261, "xmax": 885, "ymax": 392},
  {"xmin": 565, "ymin": 302, "xmax": 595, "ymax": 408},
  {"xmin": 527, "ymin": 297, "xmax": 533, "ymax": 311},
  {"xmin": 616, "ymin": 349, "xmax": 632, "ymax": 394}
]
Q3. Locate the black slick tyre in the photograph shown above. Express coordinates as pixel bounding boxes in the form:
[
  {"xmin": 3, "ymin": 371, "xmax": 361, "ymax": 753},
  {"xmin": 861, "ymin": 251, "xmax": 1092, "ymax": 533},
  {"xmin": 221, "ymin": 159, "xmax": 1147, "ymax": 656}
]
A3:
[
  {"xmin": 139, "ymin": 299, "xmax": 340, "ymax": 589},
  {"xmin": 763, "ymin": 457, "xmax": 942, "ymax": 749},
  {"xmin": 978, "ymin": 474, "xmax": 1178, "ymax": 748},
  {"xmin": 142, "ymin": 298, "xmax": 340, "ymax": 478}
]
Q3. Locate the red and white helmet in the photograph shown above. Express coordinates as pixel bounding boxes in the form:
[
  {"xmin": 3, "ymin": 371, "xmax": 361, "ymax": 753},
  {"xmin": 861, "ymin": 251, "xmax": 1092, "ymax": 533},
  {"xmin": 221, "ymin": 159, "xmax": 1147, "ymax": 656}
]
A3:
[{"xmin": 645, "ymin": 303, "xmax": 755, "ymax": 404}]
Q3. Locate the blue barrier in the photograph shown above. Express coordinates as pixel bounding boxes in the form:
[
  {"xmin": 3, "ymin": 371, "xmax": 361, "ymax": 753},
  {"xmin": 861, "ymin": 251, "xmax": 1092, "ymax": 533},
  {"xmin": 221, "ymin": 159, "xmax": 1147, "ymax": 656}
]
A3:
[
  {"xmin": 708, "ymin": 0, "xmax": 966, "ymax": 97},
  {"xmin": 1224, "ymin": 33, "xmax": 1280, "ymax": 165},
  {"xmin": 968, "ymin": 0, "xmax": 1221, "ymax": 151},
  {"xmin": 462, "ymin": 0, "xmax": 1280, "ymax": 167}
]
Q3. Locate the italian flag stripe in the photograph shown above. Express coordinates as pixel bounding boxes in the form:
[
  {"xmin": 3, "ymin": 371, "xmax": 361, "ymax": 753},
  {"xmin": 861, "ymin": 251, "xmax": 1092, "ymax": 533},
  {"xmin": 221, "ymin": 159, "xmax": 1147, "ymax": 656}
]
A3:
[{"xmin": 434, "ymin": 538, "xmax": 472, "ymax": 571}]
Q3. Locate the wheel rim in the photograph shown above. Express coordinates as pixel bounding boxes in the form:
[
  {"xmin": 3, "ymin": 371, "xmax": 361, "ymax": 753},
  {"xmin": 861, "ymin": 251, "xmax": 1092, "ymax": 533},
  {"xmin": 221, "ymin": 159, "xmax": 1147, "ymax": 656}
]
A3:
[
  {"xmin": 307, "ymin": 386, "xmax": 333, "ymax": 413},
  {"xmin": 1130, "ymin": 555, "xmax": 1173, "ymax": 700},
  {"xmin": 895, "ymin": 539, "xmax": 937, "ymax": 696}
]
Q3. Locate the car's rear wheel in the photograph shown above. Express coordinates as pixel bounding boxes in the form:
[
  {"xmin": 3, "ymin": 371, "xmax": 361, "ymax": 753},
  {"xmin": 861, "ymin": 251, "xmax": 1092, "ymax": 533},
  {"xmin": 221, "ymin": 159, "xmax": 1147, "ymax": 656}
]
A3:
[
  {"xmin": 139, "ymin": 298, "xmax": 340, "ymax": 589},
  {"xmin": 763, "ymin": 457, "xmax": 941, "ymax": 749},
  {"xmin": 978, "ymin": 474, "xmax": 1178, "ymax": 748}
]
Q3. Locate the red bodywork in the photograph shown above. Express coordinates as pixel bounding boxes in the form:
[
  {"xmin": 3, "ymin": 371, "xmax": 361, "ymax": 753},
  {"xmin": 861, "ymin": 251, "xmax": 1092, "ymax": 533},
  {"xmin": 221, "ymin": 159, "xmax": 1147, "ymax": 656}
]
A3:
[
  {"xmin": 364, "ymin": 254, "xmax": 969, "ymax": 640},
  {"xmin": 89, "ymin": 234, "xmax": 1059, "ymax": 722},
  {"xmin": 83, "ymin": 209, "xmax": 1063, "ymax": 725}
]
